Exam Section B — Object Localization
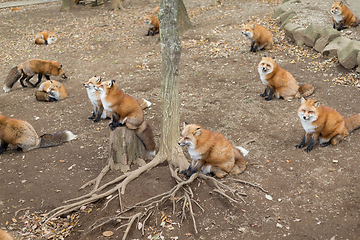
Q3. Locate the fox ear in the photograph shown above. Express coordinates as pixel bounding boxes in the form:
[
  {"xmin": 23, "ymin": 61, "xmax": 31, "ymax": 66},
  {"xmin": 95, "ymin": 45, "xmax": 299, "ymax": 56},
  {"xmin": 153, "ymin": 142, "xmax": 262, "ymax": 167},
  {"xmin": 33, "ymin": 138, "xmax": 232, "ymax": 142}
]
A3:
[
  {"xmin": 96, "ymin": 76, "xmax": 101, "ymax": 83},
  {"xmin": 301, "ymin": 97, "xmax": 306, "ymax": 104},
  {"xmin": 94, "ymin": 75, "xmax": 96, "ymax": 77},
  {"xmin": 314, "ymin": 101, "xmax": 320, "ymax": 108},
  {"xmin": 263, "ymin": 55, "xmax": 267, "ymax": 57},
  {"xmin": 108, "ymin": 80, "xmax": 113, "ymax": 87},
  {"xmin": 50, "ymin": 80, "xmax": 53, "ymax": 83},
  {"xmin": 194, "ymin": 127, "xmax": 202, "ymax": 136},
  {"xmin": 272, "ymin": 56, "xmax": 275, "ymax": 59},
  {"xmin": 184, "ymin": 121, "xmax": 189, "ymax": 126},
  {"xmin": 56, "ymin": 83, "xmax": 61, "ymax": 88},
  {"xmin": 250, "ymin": 24, "xmax": 255, "ymax": 29},
  {"xmin": 339, "ymin": 1, "xmax": 343, "ymax": 6},
  {"xmin": 60, "ymin": 65, "xmax": 62, "ymax": 68}
]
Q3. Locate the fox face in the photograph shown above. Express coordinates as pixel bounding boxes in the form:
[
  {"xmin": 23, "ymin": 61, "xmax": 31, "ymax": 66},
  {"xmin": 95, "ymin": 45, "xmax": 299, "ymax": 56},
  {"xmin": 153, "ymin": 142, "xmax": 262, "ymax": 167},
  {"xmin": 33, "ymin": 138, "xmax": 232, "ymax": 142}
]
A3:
[
  {"xmin": 258, "ymin": 56, "xmax": 274, "ymax": 75},
  {"xmin": 242, "ymin": 24, "xmax": 255, "ymax": 40},
  {"xmin": 331, "ymin": 1, "xmax": 343, "ymax": 16},
  {"xmin": 178, "ymin": 123, "xmax": 202, "ymax": 149},
  {"xmin": 94, "ymin": 79, "xmax": 115, "ymax": 95},
  {"xmin": 144, "ymin": 15, "xmax": 153, "ymax": 28},
  {"xmin": 84, "ymin": 76, "xmax": 101, "ymax": 89},
  {"xmin": 58, "ymin": 65, "xmax": 67, "ymax": 79},
  {"xmin": 298, "ymin": 98, "xmax": 319, "ymax": 133},
  {"xmin": 47, "ymin": 34, "xmax": 57, "ymax": 44}
]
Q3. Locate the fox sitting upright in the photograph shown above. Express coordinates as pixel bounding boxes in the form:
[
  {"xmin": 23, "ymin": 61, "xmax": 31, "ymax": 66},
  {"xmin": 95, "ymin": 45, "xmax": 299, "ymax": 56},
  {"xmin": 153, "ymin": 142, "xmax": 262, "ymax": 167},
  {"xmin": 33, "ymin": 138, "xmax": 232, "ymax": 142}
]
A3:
[
  {"xmin": 0, "ymin": 114, "xmax": 76, "ymax": 154},
  {"xmin": 3, "ymin": 59, "xmax": 67, "ymax": 93},
  {"xmin": 296, "ymin": 98, "xmax": 360, "ymax": 152},
  {"xmin": 258, "ymin": 56, "xmax": 314, "ymax": 101},
  {"xmin": 94, "ymin": 80, "xmax": 156, "ymax": 156},
  {"xmin": 34, "ymin": 31, "xmax": 58, "ymax": 45},
  {"xmin": 242, "ymin": 23, "xmax": 273, "ymax": 52},
  {"xmin": 35, "ymin": 80, "xmax": 68, "ymax": 102},
  {"xmin": 331, "ymin": 1, "xmax": 360, "ymax": 31},
  {"xmin": 179, "ymin": 123, "xmax": 248, "ymax": 178},
  {"xmin": 144, "ymin": 6, "xmax": 160, "ymax": 36},
  {"xmin": 84, "ymin": 76, "xmax": 152, "ymax": 122}
]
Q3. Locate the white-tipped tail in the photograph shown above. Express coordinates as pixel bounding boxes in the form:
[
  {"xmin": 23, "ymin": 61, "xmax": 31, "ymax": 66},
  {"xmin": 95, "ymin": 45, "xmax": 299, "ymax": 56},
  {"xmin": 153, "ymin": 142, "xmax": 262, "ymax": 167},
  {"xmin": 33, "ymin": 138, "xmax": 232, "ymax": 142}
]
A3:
[
  {"xmin": 3, "ymin": 85, "xmax": 10, "ymax": 93},
  {"xmin": 149, "ymin": 150, "xmax": 156, "ymax": 157},
  {"xmin": 65, "ymin": 130, "xmax": 77, "ymax": 141},
  {"xmin": 143, "ymin": 99, "xmax": 152, "ymax": 107},
  {"xmin": 235, "ymin": 146, "xmax": 249, "ymax": 157}
]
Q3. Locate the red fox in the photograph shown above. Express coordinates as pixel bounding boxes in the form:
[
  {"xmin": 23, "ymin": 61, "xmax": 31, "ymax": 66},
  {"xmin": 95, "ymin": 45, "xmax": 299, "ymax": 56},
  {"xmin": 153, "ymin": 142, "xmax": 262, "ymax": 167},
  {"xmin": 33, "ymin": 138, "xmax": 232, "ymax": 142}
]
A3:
[
  {"xmin": 144, "ymin": 6, "xmax": 160, "ymax": 36},
  {"xmin": 296, "ymin": 98, "xmax": 360, "ymax": 152},
  {"xmin": 258, "ymin": 56, "xmax": 314, "ymax": 101},
  {"xmin": 3, "ymin": 59, "xmax": 67, "ymax": 93},
  {"xmin": 0, "ymin": 229, "xmax": 14, "ymax": 240},
  {"xmin": 94, "ymin": 80, "xmax": 156, "ymax": 156},
  {"xmin": 331, "ymin": 1, "xmax": 360, "ymax": 31},
  {"xmin": 35, "ymin": 80, "xmax": 68, "ymax": 102},
  {"xmin": 84, "ymin": 76, "xmax": 152, "ymax": 122},
  {"xmin": 178, "ymin": 123, "xmax": 248, "ymax": 178},
  {"xmin": 34, "ymin": 31, "xmax": 58, "ymax": 45},
  {"xmin": 242, "ymin": 23, "xmax": 273, "ymax": 52},
  {"xmin": 0, "ymin": 114, "xmax": 76, "ymax": 154}
]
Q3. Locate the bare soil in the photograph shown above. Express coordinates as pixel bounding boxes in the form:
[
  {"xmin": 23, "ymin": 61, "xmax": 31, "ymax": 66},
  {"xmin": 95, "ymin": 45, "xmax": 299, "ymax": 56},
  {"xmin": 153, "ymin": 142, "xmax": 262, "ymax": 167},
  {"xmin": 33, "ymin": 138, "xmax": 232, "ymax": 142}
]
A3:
[{"xmin": 0, "ymin": 0, "xmax": 359, "ymax": 239}]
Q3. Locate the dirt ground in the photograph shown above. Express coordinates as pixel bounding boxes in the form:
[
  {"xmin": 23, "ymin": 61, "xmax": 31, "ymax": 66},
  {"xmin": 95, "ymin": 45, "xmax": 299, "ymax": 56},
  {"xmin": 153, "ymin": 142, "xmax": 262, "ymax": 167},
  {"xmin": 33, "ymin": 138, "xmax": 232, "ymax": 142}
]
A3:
[{"xmin": 0, "ymin": 0, "xmax": 360, "ymax": 239}]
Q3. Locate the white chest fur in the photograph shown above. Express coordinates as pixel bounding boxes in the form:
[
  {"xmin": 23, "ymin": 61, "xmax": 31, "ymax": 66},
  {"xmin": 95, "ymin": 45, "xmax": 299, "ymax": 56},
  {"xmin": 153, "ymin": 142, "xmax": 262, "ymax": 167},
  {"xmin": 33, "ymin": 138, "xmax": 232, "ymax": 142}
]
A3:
[
  {"xmin": 300, "ymin": 119, "xmax": 316, "ymax": 134},
  {"xmin": 100, "ymin": 93, "xmax": 113, "ymax": 112},
  {"xmin": 86, "ymin": 88, "xmax": 99, "ymax": 106},
  {"xmin": 332, "ymin": 14, "xmax": 344, "ymax": 23},
  {"xmin": 258, "ymin": 69, "xmax": 269, "ymax": 85},
  {"xmin": 188, "ymin": 147, "xmax": 202, "ymax": 161}
]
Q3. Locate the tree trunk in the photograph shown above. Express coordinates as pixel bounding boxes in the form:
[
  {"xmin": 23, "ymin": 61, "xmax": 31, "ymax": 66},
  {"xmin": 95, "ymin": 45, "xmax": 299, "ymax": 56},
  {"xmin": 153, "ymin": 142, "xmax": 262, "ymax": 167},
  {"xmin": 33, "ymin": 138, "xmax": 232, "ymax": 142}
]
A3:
[
  {"xmin": 112, "ymin": 0, "xmax": 125, "ymax": 10},
  {"xmin": 108, "ymin": 127, "xmax": 151, "ymax": 172},
  {"xmin": 60, "ymin": 0, "xmax": 76, "ymax": 11},
  {"xmin": 178, "ymin": 0, "xmax": 193, "ymax": 35},
  {"xmin": 158, "ymin": 0, "xmax": 189, "ymax": 170}
]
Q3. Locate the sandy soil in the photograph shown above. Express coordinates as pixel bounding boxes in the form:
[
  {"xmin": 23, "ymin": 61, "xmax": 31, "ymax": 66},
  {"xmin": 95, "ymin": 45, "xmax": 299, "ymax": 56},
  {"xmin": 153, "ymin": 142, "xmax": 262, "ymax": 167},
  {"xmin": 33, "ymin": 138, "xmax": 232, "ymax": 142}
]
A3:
[{"xmin": 0, "ymin": 0, "xmax": 359, "ymax": 239}]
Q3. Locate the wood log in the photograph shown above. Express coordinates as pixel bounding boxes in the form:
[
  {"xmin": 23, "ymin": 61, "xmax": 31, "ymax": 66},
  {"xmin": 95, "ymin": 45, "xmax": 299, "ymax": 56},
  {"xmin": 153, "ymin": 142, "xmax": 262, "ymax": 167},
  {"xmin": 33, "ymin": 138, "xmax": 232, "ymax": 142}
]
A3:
[{"xmin": 108, "ymin": 126, "xmax": 151, "ymax": 172}]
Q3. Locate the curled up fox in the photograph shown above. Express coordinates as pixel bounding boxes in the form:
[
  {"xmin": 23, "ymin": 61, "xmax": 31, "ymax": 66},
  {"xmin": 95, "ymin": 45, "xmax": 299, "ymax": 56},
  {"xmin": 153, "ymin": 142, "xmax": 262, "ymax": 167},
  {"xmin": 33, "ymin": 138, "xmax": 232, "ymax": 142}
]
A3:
[{"xmin": 3, "ymin": 59, "xmax": 67, "ymax": 93}]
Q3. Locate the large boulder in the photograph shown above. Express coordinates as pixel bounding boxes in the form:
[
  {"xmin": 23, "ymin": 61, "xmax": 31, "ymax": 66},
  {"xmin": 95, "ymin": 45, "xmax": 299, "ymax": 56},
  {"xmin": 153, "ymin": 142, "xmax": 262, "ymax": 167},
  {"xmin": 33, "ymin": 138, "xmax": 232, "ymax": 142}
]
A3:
[
  {"xmin": 313, "ymin": 26, "xmax": 341, "ymax": 52},
  {"xmin": 338, "ymin": 41, "xmax": 360, "ymax": 69},
  {"xmin": 303, "ymin": 24, "xmax": 323, "ymax": 47},
  {"xmin": 284, "ymin": 23, "xmax": 302, "ymax": 42},
  {"xmin": 322, "ymin": 37, "xmax": 351, "ymax": 58},
  {"xmin": 293, "ymin": 27, "xmax": 306, "ymax": 46}
]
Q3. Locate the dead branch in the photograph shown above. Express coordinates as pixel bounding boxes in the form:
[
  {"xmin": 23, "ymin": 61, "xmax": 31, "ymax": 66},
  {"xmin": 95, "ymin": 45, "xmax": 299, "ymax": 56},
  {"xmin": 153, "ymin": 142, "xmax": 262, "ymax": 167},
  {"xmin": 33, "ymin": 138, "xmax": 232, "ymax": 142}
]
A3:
[
  {"xmin": 230, "ymin": 178, "xmax": 268, "ymax": 193},
  {"xmin": 79, "ymin": 164, "xmax": 110, "ymax": 191},
  {"xmin": 118, "ymin": 212, "xmax": 142, "ymax": 240}
]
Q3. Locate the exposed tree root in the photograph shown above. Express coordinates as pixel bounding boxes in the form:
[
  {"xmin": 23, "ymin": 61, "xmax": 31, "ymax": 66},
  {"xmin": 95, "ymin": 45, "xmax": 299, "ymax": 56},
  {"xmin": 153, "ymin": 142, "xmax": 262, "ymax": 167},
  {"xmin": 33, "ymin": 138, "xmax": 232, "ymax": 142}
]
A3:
[{"xmin": 43, "ymin": 157, "xmax": 266, "ymax": 237}]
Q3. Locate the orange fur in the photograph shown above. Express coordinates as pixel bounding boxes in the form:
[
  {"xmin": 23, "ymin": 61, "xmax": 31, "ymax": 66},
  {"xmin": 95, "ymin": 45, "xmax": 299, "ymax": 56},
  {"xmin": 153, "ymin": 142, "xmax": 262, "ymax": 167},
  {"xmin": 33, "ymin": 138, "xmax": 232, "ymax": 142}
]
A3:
[
  {"xmin": 95, "ymin": 80, "xmax": 156, "ymax": 156},
  {"xmin": 0, "ymin": 229, "xmax": 14, "ymax": 240},
  {"xmin": 3, "ymin": 59, "xmax": 67, "ymax": 93},
  {"xmin": 36, "ymin": 80, "xmax": 68, "ymax": 102},
  {"xmin": 179, "ymin": 123, "xmax": 248, "ymax": 178},
  {"xmin": 34, "ymin": 31, "xmax": 58, "ymax": 45},
  {"xmin": 242, "ymin": 23, "xmax": 273, "ymax": 52},
  {"xmin": 258, "ymin": 56, "xmax": 314, "ymax": 101},
  {"xmin": 331, "ymin": 1, "xmax": 360, "ymax": 31},
  {"xmin": 296, "ymin": 98, "xmax": 360, "ymax": 152},
  {"xmin": 144, "ymin": 6, "xmax": 160, "ymax": 36},
  {"xmin": 0, "ymin": 114, "xmax": 76, "ymax": 154}
]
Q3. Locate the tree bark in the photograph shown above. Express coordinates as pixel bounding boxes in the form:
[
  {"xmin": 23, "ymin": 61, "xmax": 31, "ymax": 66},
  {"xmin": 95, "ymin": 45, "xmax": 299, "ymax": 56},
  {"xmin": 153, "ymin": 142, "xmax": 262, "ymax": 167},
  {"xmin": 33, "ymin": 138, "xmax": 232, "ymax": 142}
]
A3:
[
  {"xmin": 60, "ymin": 0, "xmax": 76, "ymax": 11},
  {"xmin": 158, "ymin": 0, "xmax": 189, "ymax": 170},
  {"xmin": 178, "ymin": 0, "xmax": 193, "ymax": 35},
  {"xmin": 108, "ymin": 127, "xmax": 151, "ymax": 172}
]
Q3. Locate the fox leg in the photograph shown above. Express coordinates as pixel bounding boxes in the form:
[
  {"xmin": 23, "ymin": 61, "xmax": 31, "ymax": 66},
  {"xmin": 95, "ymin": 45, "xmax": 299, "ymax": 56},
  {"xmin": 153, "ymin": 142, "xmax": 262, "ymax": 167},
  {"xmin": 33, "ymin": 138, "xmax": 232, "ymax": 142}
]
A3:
[
  {"xmin": 260, "ymin": 86, "xmax": 269, "ymax": 97},
  {"xmin": 146, "ymin": 29, "xmax": 150, "ymax": 36},
  {"xmin": 250, "ymin": 42, "xmax": 255, "ymax": 52},
  {"xmin": 296, "ymin": 133, "xmax": 310, "ymax": 149},
  {"xmin": 25, "ymin": 76, "xmax": 37, "ymax": 88},
  {"xmin": 265, "ymin": 86, "xmax": 274, "ymax": 101},
  {"xmin": 182, "ymin": 159, "xmax": 196, "ymax": 177},
  {"xmin": 19, "ymin": 75, "xmax": 29, "ymax": 87},
  {"xmin": 305, "ymin": 133, "xmax": 320, "ymax": 152},
  {"xmin": 152, "ymin": 28, "xmax": 155, "ymax": 36},
  {"xmin": 93, "ymin": 106, "xmax": 103, "ymax": 123},
  {"xmin": 188, "ymin": 160, "xmax": 205, "ymax": 177},
  {"xmin": 337, "ymin": 22, "xmax": 344, "ymax": 31},
  {"xmin": 0, "ymin": 141, "xmax": 9, "ymax": 154},
  {"xmin": 210, "ymin": 166, "xmax": 228, "ymax": 178},
  {"xmin": 109, "ymin": 114, "xmax": 124, "ymax": 130},
  {"xmin": 88, "ymin": 106, "xmax": 97, "ymax": 120}
]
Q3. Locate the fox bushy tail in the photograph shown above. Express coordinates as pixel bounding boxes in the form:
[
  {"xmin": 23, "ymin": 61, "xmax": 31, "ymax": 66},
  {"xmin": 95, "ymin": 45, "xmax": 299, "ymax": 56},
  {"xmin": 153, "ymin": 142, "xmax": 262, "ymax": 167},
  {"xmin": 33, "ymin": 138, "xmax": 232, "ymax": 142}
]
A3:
[
  {"xmin": 344, "ymin": 113, "xmax": 360, "ymax": 133},
  {"xmin": 3, "ymin": 66, "xmax": 22, "ymax": 93},
  {"xmin": 298, "ymin": 83, "xmax": 314, "ymax": 98},
  {"xmin": 39, "ymin": 130, "xmax": 77, "ymax": 148},
  {"xmin": 136, "ymin": 121, "xmax": 156, "ymax": 156}
]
